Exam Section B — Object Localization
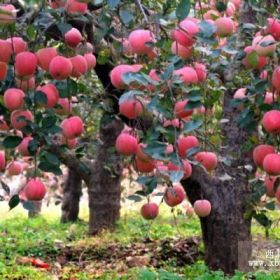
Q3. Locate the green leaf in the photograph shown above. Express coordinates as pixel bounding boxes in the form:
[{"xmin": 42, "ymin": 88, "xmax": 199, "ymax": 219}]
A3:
[
  {"xmin": 108, "ymin": 0, "xmax": 120, "ymax": 8},
  {"xmin": 57, "ymin": 22, "xmax": 72, "ymax": 35},
  {"xmin": 44, "ymin": 152, "xmax": 60, "ymax": 165},
  {"xmin": 127, "ymin": 194, "xmax": 143, "ymax": 202},
  {"xmin": 1, "ymin": 180, "xmax": 10, "ymax": 195},
  {"xmin": 42, "ymin": 115, "xmax": 57, "ymax": 129},
  {"xmin": 9, "ymin": 194, "xmax": 20, "ymax": 210},
  {"xmin": 137, "ymin": 176, "xmax": 158, "ymax": 195},
  {"xmin": 119, "ymin": 90, "xmax": 143, "ymax": 104},
  {"xmin": 22, "ymin": 200, "xmax": 34, "ymax": 211},
  {"xmin": 254, "ymin": 212, "xmax": 272, "ymax": 229},
  {"xmin": 35, "ymin": 91, "xmax": 48, "ymax": 106},
  {"xmin": 183, "ymin": 119, "xmax": 203, "ymax": 133},
  {"xmin": 247, "ymin": 51, "xmax": 258, "ymax": 67},
  {"xmin": 215, "ymin": 1, "xmax": 227, "ymax": 12},
  {"xmin": 176, "ymin": 0, "xmax": 191, "ymax": 21},
  {"xmin": 3, "ymin": 136, "xmax": 22, "ymax": 149},
  {"xmin": 265, "ymin": 201, "xmax": 275, "ymax": 211},
  {"xmin": 143, "ymin": 142, "xmax": 168, "ymax": 161},
  {"xmin": 119, "ymin": 9, "xmax": 133, "ymax": 25},
  {"xmin": 169, "ymin": 171, "xmax": 184, "ymax": 183},
  {"xmin": 38, "ymin": 161, "xmax": 62, "ymax": 175}
]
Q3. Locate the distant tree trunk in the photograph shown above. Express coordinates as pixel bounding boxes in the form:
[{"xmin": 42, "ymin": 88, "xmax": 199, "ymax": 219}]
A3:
[
  {"xmin": 87, "ymin": 116, "xmax": 124, "ymax": 235},
  {"xmin": 28, "ymin": 201, "xmax": 42, "ymax": 218},
  {"xmin": 61, "ymin": 168, "xmax": 82, "ymax": 223}
]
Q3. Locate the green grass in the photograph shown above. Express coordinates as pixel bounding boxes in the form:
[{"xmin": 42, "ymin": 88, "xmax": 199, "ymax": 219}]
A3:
[{"xmin": 0, "ymin": 203, "xmax": 279, "ymax": 279}]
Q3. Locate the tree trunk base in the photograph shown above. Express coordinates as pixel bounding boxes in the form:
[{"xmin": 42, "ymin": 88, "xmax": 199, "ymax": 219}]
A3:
[{"xmin": 61, "ymin": 169, "xmax": 82, "ymax": 223}]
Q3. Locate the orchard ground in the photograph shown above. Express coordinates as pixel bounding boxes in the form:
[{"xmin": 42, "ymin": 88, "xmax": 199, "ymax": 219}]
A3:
[{"xmin": 1, "ymin": 190, "xmax": 280, "ymax": 280}]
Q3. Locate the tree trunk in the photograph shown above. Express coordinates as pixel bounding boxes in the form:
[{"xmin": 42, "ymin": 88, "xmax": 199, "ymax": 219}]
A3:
[
  {"xmin": 87, "ymin": 116, "xmax": 124, "ymax": 235},
  {"xmin": 61, "ymin": 168, "xmax": 82, "ymax": 223},
  {"xmin": 28, "ymin": 200, "xmax": 42, "ymax": 218},
  {"xmin": 182, "ymin": 91, "xmax": 255, "ymax": 274}
]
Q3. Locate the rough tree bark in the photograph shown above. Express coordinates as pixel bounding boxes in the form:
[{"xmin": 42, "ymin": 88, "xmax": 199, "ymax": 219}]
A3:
[
  {"xmin": 28, "ymin": 201, "xmax": 42, "ymax": 218},
  {"xmin": 182, "ymin": 93, "xmax": 254, "ymax": 274},
  {"xmin": 60, "ymin": 168, "xmax": 82, "ymax": 223},
  {"xmin": 182, "ymin": 3, "xmax": 257, "ymax": 273},
  {"xmin": 87, "ymin": 117, "xmax": 124, "ymax": 235}
]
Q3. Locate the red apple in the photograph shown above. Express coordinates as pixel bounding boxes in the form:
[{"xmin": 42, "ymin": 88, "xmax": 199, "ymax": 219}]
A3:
[
  {"xmin": 24, "ymin": 178, "xmax": 46, "ymax": 201},
  {"xmin": 193, "ymin": 199, "xmax": 211, "ymax": 217},
  {"xmin": 141, "ymin": 202, "xmax": 159, "ymax": 220}
]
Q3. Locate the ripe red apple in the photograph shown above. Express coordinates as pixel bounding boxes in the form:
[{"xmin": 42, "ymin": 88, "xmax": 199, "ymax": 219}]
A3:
[
  {"xmin": 242, "ymin": 46, "xmax": 267, "ymax": 69},
  {"xmin": 128, "ymin": 29, "xmax": 155, "ymax": 55},
  {"xmin": 56, "ymin": 98, "xmax": 72, "ymax": 115},
  {"xmin": 272, "ymin": 67, "xmax": 280, "ymax": 90},
  {"xmin": 262, "ymin": 110, "xmax": 280, "ymax": 134},
  {"xmin": 163, "ymin": 119, "xmax": 181, "ymax": 128},
  {"xmin": 174, "ymin": 100, "xmax": 193, "ymax": 119},
  {"xmin": 194, "ymin": 63, "xmax": 207, "ymax": 82},
  {"xmin": 61, "ymin": 116, "xmax": 84, "ymax": 139},
  {"xmin": 15, "ymin": 76, "xmax": 35, "ymax": 91},
  {"xmin": 266, "ymin": 18, "xmax": 280, "ymax": 40},
  {"xmin": 0, "ymin": 39, "xmax": 12, "ymax": 63},
  {"xmin": 233, "ymin": 88, "xmax": 247, "ymax": 99},
  {"xmin": 195, "ymin": 152, "xmax": 218, "ymax": 171},
  {"xmin": 36, "ymin": 47, "xmax": 57, "ymax": 71},
  {"xmin": 4, "ymin": 88, "xmax": 25, "ymax": 111},
  {"xmin": 66, "ymin": 0, "xmax": 88, "ymax": 14},
  {"xmin": 177, "ymin": 135, "xmax": 199, "ymax": 158},
  {"xmin": 0, "ymin": 151, "xmax": 6, "ymax": 171},
  {"xmin": 136, "ymin": 143, "xmax": 151, "ymax": 162},
  {"xmin": 15, "ymin": 52, "xmax": 37, "ymax": 78},
  {"xmin": 76, "ymin": 42, "xmax": 94, "ymax": 54},
  {"xmin": 119, "ymin": 99, "xmax": 143, "ymax": 119},
  {"xmin": 215, "ymin": 17, "xmax": 234, "ymax": 36},
  {"xmin": 0, "ymin": 4, "xmax": 16, "ymax": 25},
  {"xmin": 115, "ymin": 133, "xmax": 138, "ymax": 155},
  {"xmin": 48, "ymin": 0, "xmax": 65, "ymax": 8},
  {"xmin": 168, "ymin": 160, "xmax": 192, "ymax": 179},
  {"xmin": 65, "ymin": 28, "xmax": 82, "ymax": 48},
  {"xmin": 0, "ymin": 62, "xmax": 7, "ymax": 81},
  {"xmin": 171, "ymin": 42, "xmax": 192, "ymax": 59},
  {"xmin": 135, "ymin": 157, "xmax": 155, "ymax": 173},
  {"xmin": 252, "ymin": 35, "xmax": 276, "ymax": 56},
  {"xmin": 24, "ymin": 178, "xmax": 46, "ymax": 201},
  {"xmin": 264, "ymin": 175, "xmax": 278, "ymax": 198},
  {"xmin": 84, "ymin": 53, "xmax": 96, "ymax": 70},
  {"xmin": 140, "ymin": 202, "xmax": 159, "ymax": 220},
  {"xmin": 193, "ymin": 199, "xmax": 211, "ymax": 217},
  {"xmin": 164, "ymin": 185, "xmax": 185, "ymax": 207},
  {"xmin": 185, "ymin": 202, "xmax": 194, "ymax": 216},
  {"xmin": 49, "ymin": 56, "xmax": 73, "ymax": 80},
  {"xmin": 253, "ymin": 144, "xmax": 275, "ymax": 169},
  {"xmin": 70, "ymin": 55, "xmax": 88, "ymax": 77},
  {"xmin": 37, "ymin": 83, "xmax": 59, "ymax": 108},
  {"xmin": 110, "ymin": 64, "xmax": 135, "ymax": 89},
  {"xmin": 264, "ymin": 92, "xmax": 273, "ymax": 105},
  {"xmin": 6, "ymin": 37, "xmax": 27, "ymax": 54},
  {"xmin": 7, "ymin": 161, "xmax": 22, "ymax": 176},
  {"xmin": 11, "ymin": 110, "xmax": 33, "ymax": 130},
  {"xmin": 171, "ymin": 19, "xmax": 199, "ymax": 47},
  {"xmin": 263, "ymin": 154, "xmax": 280, "ymax": 175},
  {"xmin": 173, "ymin": 67, "xmax": 198, "ymax": 85},
  {"xmin": 17, "ymin": 136, "xmax": 33, "ymax": 156},
  {"xmin": 226, "ymin": 2, "xmax": 236, "ymax": 16},
  {"xmin": 260, "ymin": 70, "xmax": 268, "ymax": 80}
]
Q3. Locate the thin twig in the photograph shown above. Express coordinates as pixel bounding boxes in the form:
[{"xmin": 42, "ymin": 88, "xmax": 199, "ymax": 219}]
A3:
[{"xmin": 135, "ymin": 0, "xmax": 149, "ymax": 24}]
